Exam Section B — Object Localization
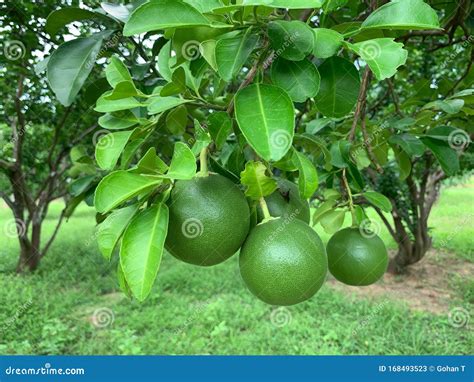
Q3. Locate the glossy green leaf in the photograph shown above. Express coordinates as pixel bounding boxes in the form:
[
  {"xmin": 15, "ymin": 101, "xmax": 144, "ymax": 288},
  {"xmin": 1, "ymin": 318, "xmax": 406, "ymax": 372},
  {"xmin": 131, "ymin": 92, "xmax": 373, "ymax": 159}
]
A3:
[
  {"xmin": 98, "ymin": 110, "xmax": 139, "ymax": 130},
  {"xmin": 216, "ymin": 28, "xmax": 259, "ymax": 81},
  {"xmin": 120, "ymin": 204, "xmax": 169, "ymax": 301},
  {"xmin": 136, "ymin": 148, "xmax": 169, "ymax": 174},
  {"xmin": 422, "ymin": 99, "xmax": 465, "ymax": 114},
  {"xmin": 389, "ymin": 134, "xmax": 425, "ymax": 157},
  {"xmin": 363, "ymin": 191, "xmax": 392, "ymax": 212},
  {"xmin": 123, "ymin": 0, "xmax": 212, "ymax": 36},
  {"xmin": 323, "ymin": 0, "xmax": 348, "ymax": 12},
  {"xmin": 95, "ymin": 171, "xmax": 162, "ymax": 213},
  {"xmin": 312, "ymin": 28, "xmax": 343, "ymax": 58},
  {"xmin": 183, "ymin": 0, "xmax": 223, "ymax": 12},
  {"xmin": 312, "ymin": 200, "xmax": 336, "ymax": 225},
  {"xmin": 105, "ymin": 81, "xmax": 139, "ymax": 100},
  {"xmin": 231, "ymin": 0, "xmax": 324, "ymax": 9},
  {"xmin": 315, "ymin": 57, "xmax": 360, "ymax": 118},
  {"xmin": 106, "ymin": 56, "xmax": 133, "ymax": 87},
  {"xmin": 191, "ymin": 120, "xmax": 212, "ymax": 156},
  {"xmin": 420, "ymin": 127, "xmax": 460, "ymax": 176},
  {"xmin": 47, "ymin": 32, "xmax": 109, "ymax": 106},
  {"xmin": 166, "ymin": 105, "xmax": 188, "ymax": 135},
  {"xmin": 148, "ymin": 97, "xmax": 191, "ymax": 115},
  {"xmin": 235, "ymin": 83, "xmax": 295, "ymax": 162},
  {"xmin": 320, "ymin": 209, "xmax": 345, "ymax": 234},
  {"xmin": 208, "ymin": 112, "xmax": 232, "ymax": 150},
  {"xmin": 271, "ymin": 58, "xmax": 321, "ymax": 102},
  {"xmin": 348, "ymin": 38, "xmax": 408, "ymax": 80},
  {"xmin": 293, "ymin": 150, "xmax": 318, "ymax": 199},
  {"xmin": 68, "ymin": 175, "xmax": 95, "ymax": 197},
  {"xmin": 45, "ymin": 7, "xmax": 103, "ymax": 36},
  {"xmin": 268, "ymin": 20, "xmax": 314, "ymax": 61},
  {"xmin": 95, "ymin": 130, "xmax": 135, "ymax": 170},
  {"xmin": 95, "ymin": 92, "xmax": 144, "ymax": 112},
  {"xmin": 362, "ymin": 0, "xmax": 440, "ymax": 30},
  {"xmin": 240, "ymin": 161, "xmax": 277, "ymax": 200},
  {"xmin": 97, "ymin": 204, "xmax": 139, "ymax": 260},
  {"xmin": 164, "ymin": 142, "xmax": 197, "ymax": 180}
]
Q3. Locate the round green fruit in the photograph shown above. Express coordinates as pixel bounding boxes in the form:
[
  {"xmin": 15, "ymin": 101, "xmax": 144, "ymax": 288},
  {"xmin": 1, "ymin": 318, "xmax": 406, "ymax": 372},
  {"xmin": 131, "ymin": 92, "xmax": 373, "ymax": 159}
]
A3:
[
  {"xmin": 166, "ymin": 174, "xmax": 250, "ymax": 266},
  {"xmin": 256, "ymin": 179, "xmax": 310, "ymax": 224},
  {"xmin": 239, "ymin": 218, "xmax": 327, "ymax": 306},
  {"xmin": 327, "ymin": 227, "xmax": 388, "ymax": 286}
]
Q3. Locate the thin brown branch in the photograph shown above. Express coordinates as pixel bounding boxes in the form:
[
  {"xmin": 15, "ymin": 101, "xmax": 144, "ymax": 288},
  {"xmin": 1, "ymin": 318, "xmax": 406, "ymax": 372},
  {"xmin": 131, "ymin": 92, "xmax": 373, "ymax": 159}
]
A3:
[{"xmin": 349, "ymin": 67, "xmax": 372, "ymax": 141}]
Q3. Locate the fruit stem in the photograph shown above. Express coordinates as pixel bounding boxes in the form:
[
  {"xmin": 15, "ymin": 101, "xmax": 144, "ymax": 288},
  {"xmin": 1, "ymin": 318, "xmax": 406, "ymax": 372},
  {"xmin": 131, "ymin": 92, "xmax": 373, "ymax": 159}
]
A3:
[
  {"xmin": 198, "ymin": 147, "xmax": 209, "ymax": 176},
  {"xmin": 342, "ymin": 168, "xmax": 357, "ymax": 226},
  {"xmin": 259, "ymin": 197, "xmax": 271, "ymax": 220}
]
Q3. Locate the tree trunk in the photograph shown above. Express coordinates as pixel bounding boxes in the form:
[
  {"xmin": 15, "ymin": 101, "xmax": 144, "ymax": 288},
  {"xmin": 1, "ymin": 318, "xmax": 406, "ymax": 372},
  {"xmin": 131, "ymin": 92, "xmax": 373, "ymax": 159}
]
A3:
[{"xmin": 16, "ymin": 241, "xmax": 41, "ymax": 272}]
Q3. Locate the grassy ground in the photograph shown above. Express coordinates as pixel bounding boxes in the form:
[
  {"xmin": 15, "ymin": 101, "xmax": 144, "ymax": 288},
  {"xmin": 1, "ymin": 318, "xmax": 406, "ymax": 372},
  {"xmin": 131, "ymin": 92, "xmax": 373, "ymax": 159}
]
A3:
[{"xmin": 0, "ymin": 180, "xmax": 472, "ymax": 355}]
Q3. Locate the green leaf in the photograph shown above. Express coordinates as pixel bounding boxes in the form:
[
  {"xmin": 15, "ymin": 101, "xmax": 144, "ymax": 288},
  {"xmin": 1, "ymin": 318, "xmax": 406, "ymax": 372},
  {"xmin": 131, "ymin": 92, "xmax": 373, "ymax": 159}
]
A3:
[
  {"xmin": 95, "ymin": 171, "xmax": 162, "ymax": 213},
  {"xmin": 312, "ymin": 28, "xmax": 343, "ymax": 58},
  {"xmin": 148, "ymin": 97, "xmax": 191, "ymax": 115},
  {"xmin": 348, "ymin": 38, "xmax": 408, "ymax": 81},
  {"xmin": 183, "ymin": 0, "xmax": 223, "ymax": 12},
  {"xmin": 422, "ymin": 99, "xmax": 465, "ymax": 114},
  {"xmin": 236, "ymin": 0, "xmax": 324, "ymax": 9},
  {"xmin": 216, "ymin": 28, "xmax": 259, "ymax": 81},
  {"xmin": 389, "ymin": 134, "xmax": 425, "ymax": 157},
  {"xmin": 320, "ymin": 209, "xmax": 345, "ymax": 234},
  {"xmin": 105, "ymin": 81, "xmax": 140, "ymax": 100},
  {"xmin": 268, "ymin": 20, "xmax": 314, "ymax": 61},
  {"xmin": 136, "ymin": 147, "xmax": 169, "ymax": 174},
  {"xmin": 45, "ymin": 7, "xmax": 103, "ymax": 36},
  {"xmin": 312, "ymin": 200, "xmax": 336, "ymax": 225},
  {"xmin": 362, "ymin": 0, "xmax": 440, "ymax": 30},
  {"xmin": 208, "ymin": 112, "xmax": 232, "ymax": 150},
  {"xmin": 315, "ymin": 57, "xmax": 360, "ymax": 118},
  {"xmin": 240, "ymin": 161, "xmax": 277, "ymax": 200},
  {"xmin": 95, "ymin": 92, "xmax": 144, "ymax": 112},
  {"xmin": 420, "ymin": 128, "xmax": 460, "ymax": 176},
  {"xmin": 235, "ymin": 83, "xmax": 295, "ymax": 162},
  {"xmin": 323, "ymin": 0, "xmax": 348, "ymax": 12},
  {"xmin": 97, "ymin": 204, "xmax": 139, "ymax": 261},
  {"xmin": 120, "ymin": 204, "xmax": 169, "ymax": 301},
  {"xmin": 271, "ymin": 57, "xmax": 321, "ymax": 102},
  {"xmin": 123, "ymin": 0, "xmax": 212, "ymax": 36},
  {"xmin": 164, "ymin": 142, "xmax": 197, "ymax": 180},
  {"xmin": 95, "ymin": 130, "xmax": 135, "ymax": 170},
  {"xmin": 394, "ymin": 149, "xmax": 412, "ymax": 180},
  {"xmin": 68, "ymin": 175, "xmax": 95, "ymax": 197},
  {"xmin": 191, "ymin": 120, "xmax": 212, "ymax": 156},
  {"xmin": 47, "ymin": 32, "xmax": 110, "ymax": 106},
  {"xmin": 98, "ymin": 111, "xmax": 139, "ymax": 130},
  {"xmin": 363, "ymin": 191, "xmax": 392, "ymax": 212},
  {"xmin": 105, "ymin": 56, "xmax": 133, "ymax": 87},
  {"xmin": 293, "ymin": 150, "xmax": 318, "ymax": 199},
  {"xmin": 166, "ymin": 105, "xmax": 188, "ymax": 135}
]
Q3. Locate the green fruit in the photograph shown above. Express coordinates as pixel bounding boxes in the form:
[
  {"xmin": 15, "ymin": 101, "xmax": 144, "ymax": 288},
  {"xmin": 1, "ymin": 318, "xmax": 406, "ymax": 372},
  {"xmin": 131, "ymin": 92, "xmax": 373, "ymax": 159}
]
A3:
[
  {"xmin": 327, "ymin": 227, "xmax": 388, "ymax": 286},
  {"xmin": 239, "ymin": 218, "xmax": 327, "ymax": 305},
  {"xmin": 256, "ymin": 179, "xmax": 310, "ymax": 223},
  {"xmin": 166, "ymin": 174, "xmax": 250, "ymax": 266}
]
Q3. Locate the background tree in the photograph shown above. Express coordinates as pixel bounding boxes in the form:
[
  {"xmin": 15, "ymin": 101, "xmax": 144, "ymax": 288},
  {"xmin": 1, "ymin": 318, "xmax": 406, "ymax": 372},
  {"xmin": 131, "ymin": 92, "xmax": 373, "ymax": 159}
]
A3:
[{"xmin": 0, "ymin": 0, "xmax": 107, "ymax": 271}]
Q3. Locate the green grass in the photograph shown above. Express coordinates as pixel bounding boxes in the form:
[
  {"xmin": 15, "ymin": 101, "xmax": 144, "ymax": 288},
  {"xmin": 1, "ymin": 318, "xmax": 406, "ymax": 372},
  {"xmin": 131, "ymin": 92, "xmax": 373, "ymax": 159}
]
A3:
[{"xmin": 0, "ymin": 180, "xmax": 472, "ymax": 355}]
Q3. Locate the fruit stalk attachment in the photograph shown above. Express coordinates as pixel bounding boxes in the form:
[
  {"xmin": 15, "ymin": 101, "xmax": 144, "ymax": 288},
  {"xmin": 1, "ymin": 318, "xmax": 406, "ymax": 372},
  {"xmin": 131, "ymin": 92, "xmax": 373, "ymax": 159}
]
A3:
[
  {"xmin": 259, "ymin": 197, "xmax": 272, "ymax": 220},
  {"xmin": 342, "ymin": 168, "xmax": 357, "ymax": 226},
  {"xmin": 198, "ymin": 147, "xmax": 209, "ymax": 177}
]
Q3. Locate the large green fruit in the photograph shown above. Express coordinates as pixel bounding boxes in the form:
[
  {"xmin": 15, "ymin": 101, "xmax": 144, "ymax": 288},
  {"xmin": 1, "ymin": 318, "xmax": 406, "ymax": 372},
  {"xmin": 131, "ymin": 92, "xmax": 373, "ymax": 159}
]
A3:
[
  {"xmin": 239, "ymin": 218, "xmax": 327, "ymax": 305},
  {"xmin": 327, "ymin": 227, "xmax": 388, "ymax": 286},
  {"xmin": 256, "ymin": 179, "xmax": 310, "ymax": 223},
  {"xmin": 166, "ymin": 174, "xmax": 250, "ymax": 266}
]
